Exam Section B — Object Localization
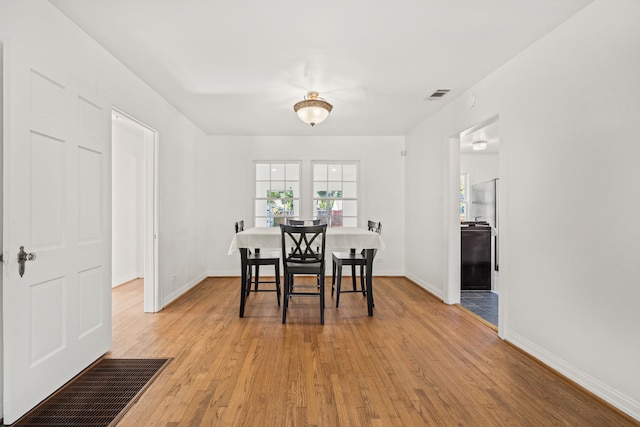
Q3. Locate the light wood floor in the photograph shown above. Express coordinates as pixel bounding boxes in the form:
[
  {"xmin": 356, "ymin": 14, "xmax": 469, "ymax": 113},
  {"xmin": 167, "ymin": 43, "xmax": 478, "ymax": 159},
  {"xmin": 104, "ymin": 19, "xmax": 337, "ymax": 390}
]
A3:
[{"xmin": 111, "ymin": 277, "xmax": 637, "ymax": 426}]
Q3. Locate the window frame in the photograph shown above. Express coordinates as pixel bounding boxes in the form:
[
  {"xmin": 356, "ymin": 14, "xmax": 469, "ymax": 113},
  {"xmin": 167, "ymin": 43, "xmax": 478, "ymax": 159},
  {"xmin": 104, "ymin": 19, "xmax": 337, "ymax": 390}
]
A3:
[
  {"xmin": 311, "ymin": 161, "xmax": 359, "ymax": 227},
  {"xmin": 254, "ymin": 161, "xmax": 302, "ymax": 227}
]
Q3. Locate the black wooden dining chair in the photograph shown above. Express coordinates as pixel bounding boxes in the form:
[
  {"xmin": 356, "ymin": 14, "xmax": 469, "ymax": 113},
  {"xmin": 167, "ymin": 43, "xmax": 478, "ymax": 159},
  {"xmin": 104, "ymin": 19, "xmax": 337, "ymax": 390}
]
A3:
[
  {"xmin": 331, "ymin": 220, "xmax": 382, "ymax": 308},
  {"xmin": 235, "ymin": 220, "xmax": 281, "ymax": 306},
  {"xmin": 287, "ymin": 219, "xmax": 321, "ymax": 254},
  {"xmin": 288, "ymin": 219, "xmax": 321, "ymax": 225},
  {"xmin": 280, "ymin": 223, "xmax": 327, "ymax": 324},
  {"xmin": 285, "ymin": 219, "xmax": 322, "ymax": 293}
]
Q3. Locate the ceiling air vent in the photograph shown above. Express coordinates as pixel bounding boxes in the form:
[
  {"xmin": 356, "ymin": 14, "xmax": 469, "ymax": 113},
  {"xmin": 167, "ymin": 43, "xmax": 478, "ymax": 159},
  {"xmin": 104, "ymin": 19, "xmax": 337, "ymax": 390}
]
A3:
[{"xmin": 426, "ymin": 88, "xmax": 451, "ymax": 100}]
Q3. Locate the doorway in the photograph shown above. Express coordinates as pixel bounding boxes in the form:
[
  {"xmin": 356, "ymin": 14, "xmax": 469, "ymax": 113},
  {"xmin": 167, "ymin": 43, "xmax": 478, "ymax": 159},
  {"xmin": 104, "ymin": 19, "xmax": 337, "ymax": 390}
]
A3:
[
  {"xmin": 450, "ymin": 117, "xmax": 501, "ymax": 329},
  {"xmin": 111, "ymin": 109, "xmax": 159, "ymax": 312}
]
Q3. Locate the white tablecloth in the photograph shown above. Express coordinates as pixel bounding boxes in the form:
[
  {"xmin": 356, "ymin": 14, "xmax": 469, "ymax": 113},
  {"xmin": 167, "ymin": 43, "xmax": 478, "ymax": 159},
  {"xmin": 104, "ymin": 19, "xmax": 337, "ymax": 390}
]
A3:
[{"xmin": 228, "ymin": 227, "xmax": 385, "ymax": 255}]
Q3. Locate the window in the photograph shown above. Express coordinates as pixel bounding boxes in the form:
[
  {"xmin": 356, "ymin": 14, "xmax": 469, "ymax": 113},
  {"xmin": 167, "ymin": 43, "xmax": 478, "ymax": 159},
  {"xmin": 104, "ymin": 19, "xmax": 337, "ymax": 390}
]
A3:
[
  {"xmin": 312, "ymin": 162, "xmax": 358, "ymax": 227},
  {"xmin": 255, "ymin": 162, "xmax": 300, "ymax": 227},
  {"xmin": 460, "ymin": 173, "xmax": 468, "ymax": 221},
  {"xmin": 253, "ymin": 161, "xmax": 359, "ymax": 228}
]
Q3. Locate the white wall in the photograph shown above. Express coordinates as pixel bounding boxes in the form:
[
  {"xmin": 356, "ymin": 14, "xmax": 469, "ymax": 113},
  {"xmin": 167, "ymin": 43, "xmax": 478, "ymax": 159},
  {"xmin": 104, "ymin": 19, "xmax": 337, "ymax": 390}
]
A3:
[
  {"xmin": 405, "ymin": 0, "xmax": 640, "ymax": 419},
  {"xmin": 206, "ymin": 135, "xmax": 406, "ymax": 277},
  {"xmin": 404, "ymin": 123, "xmax": 449, "ymax": 299},
  {"xmin": 460, "ymin": 153, "xmax": 498, "ymax": 186},
  {"xmin": 0, "ymin": 1, "xmax": 210, "ymax": 308},
  {"xmin": 112, "ymin": 117, "xmax": 145, "ymax": 287}
]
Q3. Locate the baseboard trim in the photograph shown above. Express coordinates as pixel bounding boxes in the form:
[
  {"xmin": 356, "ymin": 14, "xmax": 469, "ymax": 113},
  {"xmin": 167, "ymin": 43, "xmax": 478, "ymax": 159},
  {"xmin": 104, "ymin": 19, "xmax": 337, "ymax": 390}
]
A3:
[
  {"xmin": 507, "ymin": 331, "xmax": 640, "ymax": 422},
  {"xmin": 404, "ymin": 273, "xmax": 444, "ymax": 300},
  {"xmin": 162, "ymin": 274, "xmax": 207, "ymax": 309}
]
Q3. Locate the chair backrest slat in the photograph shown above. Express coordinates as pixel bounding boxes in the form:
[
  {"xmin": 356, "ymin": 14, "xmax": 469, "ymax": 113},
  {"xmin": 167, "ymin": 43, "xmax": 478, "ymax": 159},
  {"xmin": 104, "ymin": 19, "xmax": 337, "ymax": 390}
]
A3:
[
  {"xmin": 280, "ymin": 224, "xmax": 327, "ymax": 267},
  {"xmin": 288, "ymin": 219, "xmax": 321, "ymax": 226}
]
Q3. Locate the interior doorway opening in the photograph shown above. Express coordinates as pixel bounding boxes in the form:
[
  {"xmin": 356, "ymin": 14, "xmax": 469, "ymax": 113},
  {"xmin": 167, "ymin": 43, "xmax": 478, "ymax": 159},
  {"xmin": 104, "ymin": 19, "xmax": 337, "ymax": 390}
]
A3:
[
  {"xmin": 111, "ymin": 109, "xmax": 159, "ymax": 312},
  {"xmin": 448, "ymin": 116, "xmax": 501, "ymax": 330}
]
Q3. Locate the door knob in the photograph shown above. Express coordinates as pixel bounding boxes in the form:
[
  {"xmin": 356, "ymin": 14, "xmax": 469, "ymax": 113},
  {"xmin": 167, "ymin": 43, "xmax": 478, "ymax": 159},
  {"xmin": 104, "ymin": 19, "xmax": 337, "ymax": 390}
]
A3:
[{"xmin": 17, "ymin": 246, "xmax": 36, "ymax": 278}]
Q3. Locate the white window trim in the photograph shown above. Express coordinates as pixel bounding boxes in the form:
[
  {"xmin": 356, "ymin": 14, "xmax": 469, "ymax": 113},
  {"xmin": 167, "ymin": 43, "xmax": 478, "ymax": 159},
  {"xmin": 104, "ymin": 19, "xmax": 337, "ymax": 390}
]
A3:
[
  {"xmin": 311, "ymin": 160, "xmax": 360, "ymax": 227},
  {"xmin": 253, "ymin": 160, "xmax": 302, "ymax": 227},
  {"xmin": 246, "ymin": 159, "xmax": 366, "ymax": 228}
]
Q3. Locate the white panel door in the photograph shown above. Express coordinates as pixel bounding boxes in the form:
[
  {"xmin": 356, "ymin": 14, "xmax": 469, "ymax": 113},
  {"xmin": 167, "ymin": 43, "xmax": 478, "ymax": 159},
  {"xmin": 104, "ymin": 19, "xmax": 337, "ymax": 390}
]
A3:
[{"xmin": 2, "ymin": 49, "xmax": 112, "ymax": 423}]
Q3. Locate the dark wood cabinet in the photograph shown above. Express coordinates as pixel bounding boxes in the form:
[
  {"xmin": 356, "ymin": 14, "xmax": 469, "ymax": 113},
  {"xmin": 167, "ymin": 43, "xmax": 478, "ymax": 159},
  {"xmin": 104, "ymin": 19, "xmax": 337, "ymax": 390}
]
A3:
[{"xmin": 461, "ymin": 223, "xmax": 491, "ymax": 290}]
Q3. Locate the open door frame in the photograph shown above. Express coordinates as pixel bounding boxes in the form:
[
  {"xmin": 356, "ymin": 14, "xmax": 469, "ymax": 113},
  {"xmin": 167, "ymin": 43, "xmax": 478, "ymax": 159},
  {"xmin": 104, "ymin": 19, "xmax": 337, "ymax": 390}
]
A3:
[
  {"xmin": 445, "ymin": 115, "xmax": 506, "ymax": 338},
  {"xmin": 112, "ymin": 108, "xmax": 159, "ymax": 313}
]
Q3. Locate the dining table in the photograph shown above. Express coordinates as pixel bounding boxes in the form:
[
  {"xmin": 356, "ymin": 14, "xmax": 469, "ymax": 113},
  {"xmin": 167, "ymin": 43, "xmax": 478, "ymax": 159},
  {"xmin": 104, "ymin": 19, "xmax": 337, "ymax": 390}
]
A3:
[{"xmin": 228, "ymin": 226, "xmax": 385, "ymax": 318}]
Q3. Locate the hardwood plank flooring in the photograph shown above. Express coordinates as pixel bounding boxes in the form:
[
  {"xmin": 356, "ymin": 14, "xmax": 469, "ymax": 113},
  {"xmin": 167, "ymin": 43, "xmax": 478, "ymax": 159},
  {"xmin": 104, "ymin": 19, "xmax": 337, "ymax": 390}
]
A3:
[{"xmin": 111, "ymin": 277, "xmax": 638, "ymax": 426}]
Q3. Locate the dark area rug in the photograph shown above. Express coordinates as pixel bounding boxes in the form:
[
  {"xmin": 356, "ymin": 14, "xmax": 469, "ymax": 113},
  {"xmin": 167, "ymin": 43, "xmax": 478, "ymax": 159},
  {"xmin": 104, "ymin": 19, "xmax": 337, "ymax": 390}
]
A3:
[{"xmin": 10, "ymin": 358, "xmax": 170, "ymax": 427}]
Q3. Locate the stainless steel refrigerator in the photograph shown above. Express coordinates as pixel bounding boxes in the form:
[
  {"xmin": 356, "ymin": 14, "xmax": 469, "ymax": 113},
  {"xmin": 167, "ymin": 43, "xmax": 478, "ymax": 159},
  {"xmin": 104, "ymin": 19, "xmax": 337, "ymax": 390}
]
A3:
[{"xmin": 470, "ymin": 178, "xmax": 498, "ymax": 272}]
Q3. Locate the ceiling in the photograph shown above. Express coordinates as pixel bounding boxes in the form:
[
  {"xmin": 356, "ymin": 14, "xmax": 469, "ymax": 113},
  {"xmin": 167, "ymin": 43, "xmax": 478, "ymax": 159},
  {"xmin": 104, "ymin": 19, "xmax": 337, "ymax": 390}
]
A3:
[
  {"xmin": 460, "ymin": 119, "xmax": 499, "ymax": 154},
  {"xmin": 50, "ymin": 0, "xmax": 593, "ymax": 137}
]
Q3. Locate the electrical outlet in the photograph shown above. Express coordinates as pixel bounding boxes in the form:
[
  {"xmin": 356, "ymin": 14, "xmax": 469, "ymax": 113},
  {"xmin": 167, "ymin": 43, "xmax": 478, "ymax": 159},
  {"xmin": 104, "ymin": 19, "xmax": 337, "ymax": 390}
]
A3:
[{"xmin": 171, "ymin": 274, "xmax": 177, "ymax": 283}]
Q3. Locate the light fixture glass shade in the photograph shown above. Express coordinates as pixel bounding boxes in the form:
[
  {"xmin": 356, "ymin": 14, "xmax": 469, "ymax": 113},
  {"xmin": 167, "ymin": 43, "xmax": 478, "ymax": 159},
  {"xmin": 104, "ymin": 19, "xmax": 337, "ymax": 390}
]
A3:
[
  {"xmin": 293, "ymin": 91, "xmax": 333, "ymax": 126},
  {"xmin": 472, "ymin": 140, "xmax": 488, "ymax": 151}
]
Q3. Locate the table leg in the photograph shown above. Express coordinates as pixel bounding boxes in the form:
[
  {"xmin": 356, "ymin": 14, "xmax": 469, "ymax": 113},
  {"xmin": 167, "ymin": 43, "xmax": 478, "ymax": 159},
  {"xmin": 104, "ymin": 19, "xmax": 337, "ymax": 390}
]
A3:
[
  {"xmin": 365, "ymin": 248, "xmax": 375, "ymax": 316},
  {"xmin": 239, "ymin": 248, "xmax": 248, "ymax": 317}
]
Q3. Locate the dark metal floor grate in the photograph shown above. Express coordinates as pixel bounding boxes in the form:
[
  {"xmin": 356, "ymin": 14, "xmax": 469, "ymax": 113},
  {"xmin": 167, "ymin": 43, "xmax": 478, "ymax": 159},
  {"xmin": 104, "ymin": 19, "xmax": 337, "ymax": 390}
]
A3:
[{"xmin": 11, "ymin": 358, "xmax": 170, "ymax": 427}]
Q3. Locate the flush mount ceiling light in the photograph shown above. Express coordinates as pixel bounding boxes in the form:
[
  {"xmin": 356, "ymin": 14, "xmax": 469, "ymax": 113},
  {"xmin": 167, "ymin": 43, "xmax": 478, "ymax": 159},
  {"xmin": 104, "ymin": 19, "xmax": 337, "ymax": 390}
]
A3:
[
  {"xmin": 472, "ymin": 140, "xmax": 488, "ymax": 151},
  {"xmin": 293, "ymin": 91, "xmax": 333, "ymax": 127}
]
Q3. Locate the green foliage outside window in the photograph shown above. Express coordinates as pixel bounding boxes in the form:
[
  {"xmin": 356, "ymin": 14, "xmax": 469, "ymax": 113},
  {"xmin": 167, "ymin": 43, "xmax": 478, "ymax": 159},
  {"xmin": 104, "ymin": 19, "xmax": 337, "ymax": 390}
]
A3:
[
  {"xmin": 315, "ymin": 190, "xmax": 342, "ymax": 211},
  {"xmin": 266, "ymin": 190, "xmax": 294, "ymax": 226},
  {"xmin": 315, "ymin": 190, "xmax": 343, "ymax": 225}
]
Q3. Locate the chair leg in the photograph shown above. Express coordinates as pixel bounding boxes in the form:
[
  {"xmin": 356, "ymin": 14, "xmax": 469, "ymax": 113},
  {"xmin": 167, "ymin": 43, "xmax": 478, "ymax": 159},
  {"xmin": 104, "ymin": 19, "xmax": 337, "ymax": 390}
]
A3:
[
  {"xmin": 320, "ymin": 274, "xmax": 325, "ymax": 325},
  {"xmin": 336, "ymin": 266, "xmax": 342, "ymax": 308},
  {"xmin": 351, "ymin": 264, "xmax": 357, "ymax": 291},
  {"xmin": 331, "ymin": 260, "xmax": 337, "ymax": 296},
  {"xmin": 282, "ymin": 274, "xmax": 289, "ymax": 324},
  {"xmin": 254, "ymin": 265, "xmax": 260, "ymax": 291},
  {"xmin": 360, "ymin": 264, "xmax": 366, "ymax": 296},
  {"xmin": 362, "ymin": 265, "xmax": 375, "ymax": 308},
  {"xmin": 246, "ymin": 266, "xmax": 253, "ymax": 297},
  {"xmin": 275, "ymin": 262, "xmax": 281, "ymax": 307}
]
